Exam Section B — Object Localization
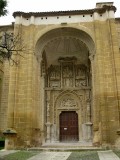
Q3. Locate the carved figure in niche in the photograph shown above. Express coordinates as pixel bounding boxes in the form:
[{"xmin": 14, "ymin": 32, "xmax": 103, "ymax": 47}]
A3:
[
  {"xmin": 63, "ymin": 78, "xmax": 73, "ymax": 87},
  {"xmin": 49, "ymin": 65, "xmax": 60, "ymax": 80},
  {"xmin": 61, "ymin": 97, "xmax": 77, "ymax": 108},
  {"xmin": 63, "ymin": 64, "xmax": 73, "ymax": 78},
  {"xmin": 76, "ymin": 64, "xmax": 87, "ymax": 79},
  {"xmin": 41, "ymin": 60, "xmax": 46, "ymax": 75}
]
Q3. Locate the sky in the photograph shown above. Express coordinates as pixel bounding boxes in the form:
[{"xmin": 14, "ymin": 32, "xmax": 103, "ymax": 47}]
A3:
[{"xmin": 0, "ymin": 0, "xmax": 120, "ymax": 25}]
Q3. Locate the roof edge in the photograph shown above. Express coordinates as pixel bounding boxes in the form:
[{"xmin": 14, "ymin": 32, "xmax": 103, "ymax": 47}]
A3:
[{"xmin": 13, "ymin": 5, "xmax": 116, "ymax": 18}]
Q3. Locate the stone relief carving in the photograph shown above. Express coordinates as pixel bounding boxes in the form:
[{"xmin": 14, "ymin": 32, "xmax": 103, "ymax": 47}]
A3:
[
  {"xmin": 41, "ymin": 60, "xmax": 46, "ymax": 76},
  {"xmin": 62, "ymin": 63, "xmax": 73, "ymax": 87},
  {"xmin": 50, "ymin": 81, "xmax": 60, "ymax": 87},
  {"xmin": 62, "ymin": 63, "xmax": 73, "ymax": 78},
  {"xmin": 47, "ymin": 102, "xmax": 50, "ymax": 117},
  {"xmin": 49, "ymin": 65, "xmax": 60, "ymax": 80},
  {"xmin": 47, "ymin": 57, "xmax": 89, "ymax": 88},
  {"xmin": 48, "ymin": 65, "xmax": 60, "ymax": 87},
  {"xmin": 76, "ymin": 79, "xmax": 87, "ymax": 87},
  {"xmin": 41, "ymin": 51, "xmax": 47, "ymax": 76},
  {"xmin": 63, "ymin": 78, "xmax": 73, "ymax": 87},
  {"xmin": 61, "ymin": 97, "xmax": 77, "ymax": 108},
  {"xmin": 75, "ymin": 64, "xmax": 86, "ymax": 79},
  {"xmin": 83, "ymin": 90, "xmax": 92, "ymax": 123},
  {"xmin": 75, "ymin": 64, "xmax": 87, "ymax": 87}
]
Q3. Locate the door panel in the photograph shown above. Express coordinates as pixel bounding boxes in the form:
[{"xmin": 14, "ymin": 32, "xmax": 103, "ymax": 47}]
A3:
[{"xmin": 60, "ymin": 111, "xmax": 78, "ymax": 142}]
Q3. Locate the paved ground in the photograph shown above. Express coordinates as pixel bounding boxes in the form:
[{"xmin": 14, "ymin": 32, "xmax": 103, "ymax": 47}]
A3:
[
  {"xmin": 0, "ymin": 149, "xmax": 17, "ymax": 158},
  {"xmin": 28, "ymin": 152, "xmax": 71, "ymax": 160},
  {"xmin": 28, "ymin": 150, "xmax": 120, "ymax": 160},
  {"xmin": 0, "ymin": 150, "xmax": 120, "ymax": 160},
  {"xmin": 98, "ymin": 150, "xmax": 120, "ymax": 160}
]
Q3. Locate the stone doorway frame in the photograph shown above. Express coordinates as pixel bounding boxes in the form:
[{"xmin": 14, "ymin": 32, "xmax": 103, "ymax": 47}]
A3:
[
  {"xmin": 55, "ymin": 91, "xmax": 82, "ymax": 142},
  {"xmin": 59, "ymin": 110, "xmax": 79, "ymax": 142}
]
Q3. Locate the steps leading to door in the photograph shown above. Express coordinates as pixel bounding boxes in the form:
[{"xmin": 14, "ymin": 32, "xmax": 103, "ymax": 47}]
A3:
[{"xmin": 28, "ymin": 142, "xmax": 103, "ymax": 151}]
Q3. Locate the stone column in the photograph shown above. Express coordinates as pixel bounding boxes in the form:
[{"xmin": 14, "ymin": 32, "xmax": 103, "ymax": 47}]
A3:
[
  {"xmin": 85, "ymin": 90, "xmax": 92, "ymax": 141},
  {"xmin": 46, "ymin": 101, "xmax": 50, "ymax": 122},
  {"xmin": 45, "ymin": 122, "xmax": 52, "ymax": 143},
  {"xmin": 86, "ymin": 99, "xmax": 92, "ymax": 141},
  {"xmin": 89, "ymin": 54, "xmax": 100, "ymax": 145},
  {"xmin": 89, "ymin": 54, "xmax": 98, "ymax": 126},
  {"xmin": 40, "ymin": 73, "xmax": 46, "ymax": 144},
  {"xmin": 45, "ymin": 92, "xmax": 52, "ymax": 143}
]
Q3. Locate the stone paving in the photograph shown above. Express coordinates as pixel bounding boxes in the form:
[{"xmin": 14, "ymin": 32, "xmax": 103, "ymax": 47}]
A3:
[
  {"xmin": 98, "ymin": 150, "xmax": 120, "ymax": 160},
  {"xmin": 28, "ymin": 151, "xmax": 71, "ymax": 160},
  {"xmin": 0, "ymin": 150, "xmax": 120, "ymax": 160},
  {"xmin": 0, "ymin": 149, "xmax": 17, "ymax": 158},
  {"xmin": 28, "ymin": 150, "xmax": 120, "ymax": 160}
]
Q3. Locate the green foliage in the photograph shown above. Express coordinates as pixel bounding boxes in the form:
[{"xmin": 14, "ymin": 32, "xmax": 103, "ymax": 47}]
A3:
[
  {"xmin": 0, "ymin": 137, "xmax": 5, "ymax": 150},
  {"xmin": 0, "ymin": 0, "xmax": 8, "ymax": 17},
  {"xmin": 113, "ymin": 150, "xmax": 120, "ymax": 158},
  {"xmin": 67, "ymin": 151, "xmax": 99, "ymax": 160},
  {"xmin": 0, "ymin": 137, "xmax": 5, "ymax": 141},
  {"xmin": 3, "ymin": 151, "xmax": 38, "ymax": 160}
]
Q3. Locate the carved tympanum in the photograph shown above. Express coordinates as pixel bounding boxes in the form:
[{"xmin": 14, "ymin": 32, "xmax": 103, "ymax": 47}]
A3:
[{"xmin": 59, "ymin": 95, "xmax": 77, "ymax": 108}]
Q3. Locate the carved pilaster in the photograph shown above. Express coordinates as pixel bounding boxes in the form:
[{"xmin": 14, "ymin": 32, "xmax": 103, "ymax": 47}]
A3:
[
  {"xmin": 89, "ymin": 54, "xmax": 99, "ymax": 130},
  {"xmin": 46, "ymin": 101, "xmax": 50, "ymax": 122},
  {"xmin": 45, "ymin": 122, "xmax": 52, "ymax": 143},
  {"xmin": 85, "ymin": 90, "xmax": 92, "ymax": 141}
]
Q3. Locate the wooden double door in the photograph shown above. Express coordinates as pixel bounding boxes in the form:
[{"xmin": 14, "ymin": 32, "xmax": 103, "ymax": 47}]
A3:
[{"xmin": 60, "ymin": 111, "xmax": 79, "ymax": 142}]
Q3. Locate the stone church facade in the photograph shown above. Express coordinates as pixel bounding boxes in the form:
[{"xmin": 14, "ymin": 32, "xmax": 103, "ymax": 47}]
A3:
[{"xmin": 0, "ymin": 2, "xmax": 120, "ymax": 149}]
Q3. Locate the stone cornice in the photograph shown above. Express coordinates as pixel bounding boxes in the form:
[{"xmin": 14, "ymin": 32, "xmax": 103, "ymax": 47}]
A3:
[{"xmin": 13, "ymin": 5, "xmax": 116, "ymax": 18}]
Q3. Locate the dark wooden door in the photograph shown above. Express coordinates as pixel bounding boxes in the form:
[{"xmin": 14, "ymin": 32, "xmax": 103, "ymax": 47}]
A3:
[{"xmin": 60, "ymin": 111, "xmax": 78, "ymax": 142}]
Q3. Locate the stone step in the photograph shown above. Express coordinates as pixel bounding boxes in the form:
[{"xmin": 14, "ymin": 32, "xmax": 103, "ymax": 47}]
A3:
[
  {"xmin": 28, "ymin": 142, "xmax": 104, "ymax": 151},
  {"xmin": 28, "ymin": 146, "xmax": 103, "ymax": 152},
  {"xmin": 28, "ymin": 146, "xmax": 103, "ymax": 151}
]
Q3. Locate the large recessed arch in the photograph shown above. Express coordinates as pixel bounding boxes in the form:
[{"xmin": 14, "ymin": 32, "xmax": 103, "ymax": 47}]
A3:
[
  {"xmin": 37, "ymin": 27, "xmax": 94, "ymax": 143},
  {"xmin": 35, "ymin": 27, "xmax": 95, "ymax": 64}
]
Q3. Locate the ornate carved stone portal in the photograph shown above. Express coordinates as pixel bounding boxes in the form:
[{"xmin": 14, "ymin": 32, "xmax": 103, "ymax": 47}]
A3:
[{"xmin": 43, "ymin": 56, "xmax": 92, "ymax": 143}]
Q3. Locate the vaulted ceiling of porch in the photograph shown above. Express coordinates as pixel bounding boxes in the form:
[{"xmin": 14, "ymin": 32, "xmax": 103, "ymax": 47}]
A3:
[{"xmin": 35, "ymin": 27, "xmax": 95, "ymax": 66}]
